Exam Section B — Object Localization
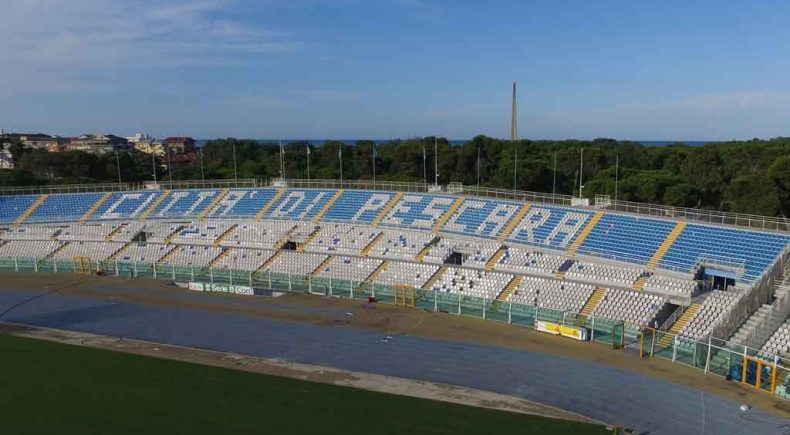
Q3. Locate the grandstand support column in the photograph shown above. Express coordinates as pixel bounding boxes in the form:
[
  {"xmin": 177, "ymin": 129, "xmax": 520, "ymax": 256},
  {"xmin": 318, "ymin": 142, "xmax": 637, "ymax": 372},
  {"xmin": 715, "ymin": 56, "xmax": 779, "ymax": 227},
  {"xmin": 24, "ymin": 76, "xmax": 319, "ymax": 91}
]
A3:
[
  {"xmin": 433, "ymin": 290, "xmax": 438, "ymax": 312},
  {"xmin": 590, "ymin": 317, "xmax": 595, "ymax": 341},
  {"xmin": 508, "ymin": 301, "xmax": 512, "ymax": 323},
  {"xmin": 672, "ymin": 336, "xmax": 678, "ymax": 362},
  {"xmin": 14, "ymin": 257, "xmax": 19, "ymax": 273},
  {"xmin": 133, "ymin": 262, "xmax": 138, "ymax": 277},
  {"xmin": 190, "ymin": 265, "xmax": 195, "ymax": 281},
  {"xmin": 152, "ymin": 263, "xmax": 157, "ymax": 279},
  {"xmin": 34, "ymin": 259, "xmax": 38, "ymax": 273},
  {"xmin": 209, "ymin": 267, "xmax": 213, "ymax": 283},
  {"xmin": 457, "ymin": 294, "xmax": 461, "ymax": 315},
  {"xmin": 483, "ymin": 297, "xmax": 487, "ymax": 319},
  {"xmin": 53, "ymin": 261, "xmax": 57, "ymax": 274},
  {"xmin": 171, "ymin": 264, "xmax": 175, "ymax": 281},
  {"xmin": 114, "ymin": 260, "xmax": 118, "ymax": 277}
]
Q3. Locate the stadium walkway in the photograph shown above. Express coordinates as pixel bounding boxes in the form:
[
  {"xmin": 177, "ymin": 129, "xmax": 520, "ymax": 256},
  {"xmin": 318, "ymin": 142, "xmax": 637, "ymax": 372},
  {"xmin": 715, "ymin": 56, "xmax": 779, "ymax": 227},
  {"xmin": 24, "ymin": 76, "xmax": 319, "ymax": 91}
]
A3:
[{"xmin": 0, "ymin": 286, "xmax": 788, "ymax": 434}]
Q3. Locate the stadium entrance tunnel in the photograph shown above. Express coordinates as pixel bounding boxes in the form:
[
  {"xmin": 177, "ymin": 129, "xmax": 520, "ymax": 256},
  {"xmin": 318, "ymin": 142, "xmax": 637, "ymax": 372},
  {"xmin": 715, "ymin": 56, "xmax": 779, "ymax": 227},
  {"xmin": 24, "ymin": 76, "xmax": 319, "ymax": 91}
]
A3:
[
  {"xmin": 281, "ymin": 241, "xmax": 298, "ymax": 251},
  {"xmin": 444, "ymin": 252, "xmax": 466, "ymax": 266}
]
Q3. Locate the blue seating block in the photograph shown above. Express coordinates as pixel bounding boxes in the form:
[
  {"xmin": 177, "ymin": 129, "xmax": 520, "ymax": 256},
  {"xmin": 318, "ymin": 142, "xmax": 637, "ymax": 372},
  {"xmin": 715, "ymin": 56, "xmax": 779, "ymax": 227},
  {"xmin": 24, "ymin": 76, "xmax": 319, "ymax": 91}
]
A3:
[
  {"xmin": 661, "ymin": 224, "xmax": 790, "ymax": 282},
  {"xmin": 151, "ymin": 190, "xmax": 222, "ymax": 218},
  {"xmin": 0, "ymin": 195, "xmax": 39, "ymax": 223},
  {"xmin": 578, "ymin": 214, "xmax": 675, "ymax": 264},
  {"xmin": 91, "ymin": 191, "xmax": 163, "ymax": 220},
  {"xmin": 322, "ymin": 190, "xmax": 394, "ymax": 223},
  {"xmin": 264, "ymin": 189, "xmax": 334, "ymax": 220},
  {"xmin": 208, "ymin": 188, "xmax": 278, "ymax": 218},
  {"xmin": 507, "ymin": 205, "xmax": 593, "ymax": 250},
  {"xmin": 28, "ymin": 193, "xmax": 106, "ymax": 223}
]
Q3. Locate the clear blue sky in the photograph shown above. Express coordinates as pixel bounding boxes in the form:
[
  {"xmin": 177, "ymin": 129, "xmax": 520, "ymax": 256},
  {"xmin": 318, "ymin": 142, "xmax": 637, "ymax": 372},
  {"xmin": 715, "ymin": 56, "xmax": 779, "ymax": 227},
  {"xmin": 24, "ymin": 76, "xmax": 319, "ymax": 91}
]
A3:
[{"xmin": 2, "ymin": 0, "xmax": 789, "ymax": 140}]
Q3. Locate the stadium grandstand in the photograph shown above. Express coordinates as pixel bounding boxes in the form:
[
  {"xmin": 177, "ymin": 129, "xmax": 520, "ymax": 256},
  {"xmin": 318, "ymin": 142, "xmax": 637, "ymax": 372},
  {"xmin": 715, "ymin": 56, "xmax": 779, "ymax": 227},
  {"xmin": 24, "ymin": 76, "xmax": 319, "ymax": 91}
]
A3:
[{"xmin": 2, "ymin": 179, "xmax": 790, "ymax": 401}]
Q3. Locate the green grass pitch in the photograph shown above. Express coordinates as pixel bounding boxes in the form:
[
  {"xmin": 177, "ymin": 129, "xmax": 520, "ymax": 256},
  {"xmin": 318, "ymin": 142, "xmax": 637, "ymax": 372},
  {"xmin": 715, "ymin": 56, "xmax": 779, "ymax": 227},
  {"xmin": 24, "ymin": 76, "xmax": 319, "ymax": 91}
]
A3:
[{"xmin": 0, "ymin": 334, "xmax": 607, "ymax": 434}]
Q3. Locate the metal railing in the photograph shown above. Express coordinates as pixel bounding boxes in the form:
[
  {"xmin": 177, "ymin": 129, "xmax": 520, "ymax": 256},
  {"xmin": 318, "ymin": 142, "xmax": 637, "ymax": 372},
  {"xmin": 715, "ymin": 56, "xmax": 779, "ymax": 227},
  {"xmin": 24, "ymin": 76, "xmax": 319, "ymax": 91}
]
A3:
[
  {"xmin": 2, "ymin": 254, "xmax": 790, "ymax": 400},
  {"xmin": 596, "ymin": 195, "xmax": 790, "ymax": 232},
  {"xmin": 2, "ymin": 177, "xmax": 789, "ymax": 234}
]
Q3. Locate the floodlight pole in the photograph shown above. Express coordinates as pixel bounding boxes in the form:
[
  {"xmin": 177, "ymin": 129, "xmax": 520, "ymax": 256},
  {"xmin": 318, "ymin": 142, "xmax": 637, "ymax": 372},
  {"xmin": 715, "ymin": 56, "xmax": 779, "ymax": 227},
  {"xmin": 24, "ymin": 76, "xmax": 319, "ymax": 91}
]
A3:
[
  {"xmin": 513, "ymin": 149, "xmax": 518, "ymax": 196},
  {"xmin": 476, "ymin": 145, "xmax": 481, "ymax": 192},
  {"xmin": 434, "ymin": 137, "xmax": 438, "ymax": 187},
  {"xmin": 151, "ymin": 153, "xmax": 157, "ymax": 184},
  {"xmin": 579, "ymin": 147, "xmax": 584, "ymax": 198},
  {"xmin": 232, "ymin": 141, "xmax": 238, "ymax": 186},
  {"xmin": 198, "ymin": 147, "xmax": 205, "ymax": 183},
  {"xmin": 306, "ymin": 142, "xmax": 311, "ymax": 181},
  {"xmin": 167, "ymin": 144, "xmax": 173, "ymax": 183},
  {"xmin": 115, "ymin": 150, "xmax": 122, "ymax": 184},
  {"xmin": 422, "ymin": 139, "xmax": 427, "ymax": 186},
  {"xmin": 552, "ymin": 150, "xmax": 557, "ymax": 196},
  {"xmin": 615, "ymin": 154, "xmax": 619, "ymax": 203}
]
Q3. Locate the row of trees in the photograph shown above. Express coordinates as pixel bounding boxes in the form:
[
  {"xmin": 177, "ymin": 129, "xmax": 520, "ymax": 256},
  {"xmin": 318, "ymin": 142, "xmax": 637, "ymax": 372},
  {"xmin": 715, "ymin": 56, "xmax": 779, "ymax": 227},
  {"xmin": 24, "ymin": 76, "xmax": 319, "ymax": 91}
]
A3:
[{"xmin": 2, "ymin": 136, "xmax": 789, "ymax": 217}]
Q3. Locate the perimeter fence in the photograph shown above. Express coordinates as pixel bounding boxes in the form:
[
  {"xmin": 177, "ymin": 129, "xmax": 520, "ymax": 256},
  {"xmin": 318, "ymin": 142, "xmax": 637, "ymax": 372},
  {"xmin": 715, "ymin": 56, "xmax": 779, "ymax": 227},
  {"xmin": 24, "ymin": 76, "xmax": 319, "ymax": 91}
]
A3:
[{"xmin": 1, "ymin": 255, "xmax": 788, "ymax": 400}]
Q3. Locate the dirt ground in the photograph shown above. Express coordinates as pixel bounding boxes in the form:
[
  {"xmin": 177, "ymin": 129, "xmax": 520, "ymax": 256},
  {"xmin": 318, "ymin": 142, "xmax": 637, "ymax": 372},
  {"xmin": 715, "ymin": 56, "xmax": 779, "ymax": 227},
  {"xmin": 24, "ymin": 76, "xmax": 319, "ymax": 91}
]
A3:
[{"xmin": 2, "ymin": 272, "xmax": 789, "ymax": 419}]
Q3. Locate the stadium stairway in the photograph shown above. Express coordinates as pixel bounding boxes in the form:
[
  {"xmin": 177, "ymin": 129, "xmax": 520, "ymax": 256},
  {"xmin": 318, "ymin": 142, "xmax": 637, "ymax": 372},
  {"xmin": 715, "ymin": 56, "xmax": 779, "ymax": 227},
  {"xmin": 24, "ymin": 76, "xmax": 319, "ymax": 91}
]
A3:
[
  {"xmin": 364, "ymin": 260, "xmax": 389, "ymax": 284},
  {"xmin": 311, "ymin": 256, "xmax": 335, "ymax": 276},
  {"xmin": 108, "ymin": 242, "xmax": 131, "ymax": 260},
  {"xmin": 212, "ymin": 224, "xmax": 238, "ymax": 247},
  {"xmin": 156, "ymin": 246, "xmax": 179, "ymax": 264},
  {"xmin": 15, "ymin": 194, "xmax": 48, "ymax": 225},
  {"xmin": 105, "ymin": 223, "xmax": 127, "ymax": 242},
  {"xmin": 255, "ymin": 188, "xmax": 286, "ymax": 221},
  {"xmin": 554, "ymin": 271, "xmax": 566, "ymax": 280},
  {"xmin": 567, "ymin": 211, "xmax": 603, "ymax": 256},
  {"xmin": 297, "ymin": 228, "xmax": 321, "ymax": 252},
  {"xmin": 647, "ymin": 221, "xmax": 687, "ymax": 269},
  {"xmin": 255, "ymin": 251, "xmax": 281, "ymax": 272},
  {"xmin": 497, "ymin": 203, "xmax": 531, "ymax": 243},
  {"xmin": 490, "ymin": 275, "xmax": 524, "ymax": 312},
  {"xmin": 272, "ymin": 224, "xmax": 297, "ymax": 250},
  {"xmin": 370, "ymin": 192, "xmax": 403, "ymax": 227},
  {"xmin": 415, "ymin": 236, "xmax": 441, "ymax": 262},
  {"xmin": 360, "ymin": 232, "xmax": 384, "ymax": 257},
  {"xmin": 81, "ymin": 192, "xmax": 112, "ymax": 222},
  {"xmin": 422, "ymin": 266, "xmax": 448, "ymax": 289},
  {"xmin": 632, "ymin": 275, "xmax": 648, "ymax": 291},
  {"xmin": 209, "ymin": 248, "xmax": 232, "ymax": 268},
  {"xmin": 432, "ymin": 196, "xmax": 465, "ymax": 233},
  {"xmin": 574, "ymin": 287, "xmax": 606, "ymax": 327},
  {"xmin": 45, "ymin": 242, "xmax": 70, "ymax": 259},
  {"xmin": 312, "ymin": 190, "xmax": 344, "ymax": 224},
  {"xmin": 199, "ymin": 189, "xmax": 230, "ymax": 219},
  {"xmin": 163, "ymin": 226, "xmax": 185, "ymax": 244},
  {"xmin": 657, "ymin": 303, "xmax": 701, "ymax": 347},
  {"xmin": 485, "ymin": 246, "xmax": 506, "ymax": 271},
  {"xmin": 138, "ymin": 191, "xmax": 170, "ymax": 221}
]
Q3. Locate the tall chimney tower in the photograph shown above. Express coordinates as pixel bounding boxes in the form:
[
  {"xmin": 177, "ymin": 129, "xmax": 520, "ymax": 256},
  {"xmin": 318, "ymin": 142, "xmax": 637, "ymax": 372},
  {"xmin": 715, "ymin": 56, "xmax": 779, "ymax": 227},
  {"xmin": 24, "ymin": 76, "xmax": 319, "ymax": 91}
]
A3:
[{"xmin": 510, "ymin": 81, "xmax": 517, "ymax": 141}]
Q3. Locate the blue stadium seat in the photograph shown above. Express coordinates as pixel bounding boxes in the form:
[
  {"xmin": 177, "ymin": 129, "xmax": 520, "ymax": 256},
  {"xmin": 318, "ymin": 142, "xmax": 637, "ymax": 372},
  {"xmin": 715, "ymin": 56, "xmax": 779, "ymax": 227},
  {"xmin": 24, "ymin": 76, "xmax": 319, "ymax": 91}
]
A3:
[
  {"xmin": 28, "ymin": 193, "xmax": 106, "ymax": 223},
  {"xmin": 0, "ymin": 195, "xmax": 39, "ymax": 223},
  {"xmin": 441, "ymin": 198, "xmax": 522, "ymax": 239},
  {"xmin": 380, "ymin": 194, "xmax": 456, "ymax": 229},
  {"xmin": 322, "ymin": 190, "xmax": 394, "ymax": 223},
  {"xmin": 151, "ymin": 190, "xmax": 222, "ymax": 218},
  {"xmin": 507, "ymin": 205, "xmax": 593, "ymax": 249},
  {"xmin": 90, "ymin": 191, "xmax": 163, "ymax": 220},
  {"xmin": 263, "ymin": 189, "xmax": 334, "ymax": 220},
  {"xmin": 208, "ymin": 188, "xmax": 278, "ymax": 218},
  {"xmin": 660, "ymin": 224, "xmax": 790, "ymax": 282},
  {"xmin": 578, "ymin": 214, "xmax": 675, "ymax": 264}
]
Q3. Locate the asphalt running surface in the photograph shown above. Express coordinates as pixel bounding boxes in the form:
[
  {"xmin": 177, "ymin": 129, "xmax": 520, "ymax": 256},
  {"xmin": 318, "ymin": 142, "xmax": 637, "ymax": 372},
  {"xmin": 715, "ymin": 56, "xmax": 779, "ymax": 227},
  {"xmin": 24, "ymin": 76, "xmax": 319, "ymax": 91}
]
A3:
[{"xmin": 0, "ymin": 284, "xmax": 788, "ymax": 435}]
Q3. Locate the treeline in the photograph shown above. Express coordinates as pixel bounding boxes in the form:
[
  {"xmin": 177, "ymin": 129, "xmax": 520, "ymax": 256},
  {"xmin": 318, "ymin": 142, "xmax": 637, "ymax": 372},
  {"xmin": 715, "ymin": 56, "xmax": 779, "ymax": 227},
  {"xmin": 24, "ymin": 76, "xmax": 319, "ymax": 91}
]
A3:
[{"xmin": 2, "ymin": 136, "xmax": 789, "ymax": 217}]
